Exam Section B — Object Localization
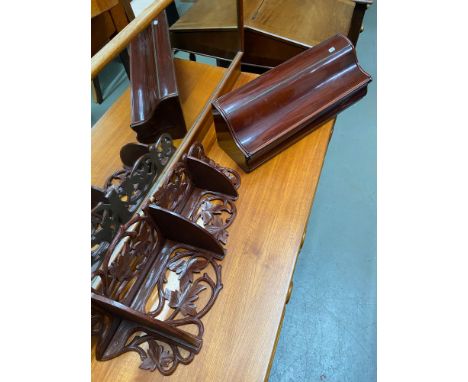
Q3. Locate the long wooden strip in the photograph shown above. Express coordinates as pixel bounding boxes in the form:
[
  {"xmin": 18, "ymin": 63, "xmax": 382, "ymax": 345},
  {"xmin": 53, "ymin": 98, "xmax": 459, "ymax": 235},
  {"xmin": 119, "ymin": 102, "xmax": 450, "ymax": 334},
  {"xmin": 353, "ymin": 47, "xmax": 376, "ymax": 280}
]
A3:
[{"xmin": 91, "ymin": 0, "xmax": 172, "ymax": 79}]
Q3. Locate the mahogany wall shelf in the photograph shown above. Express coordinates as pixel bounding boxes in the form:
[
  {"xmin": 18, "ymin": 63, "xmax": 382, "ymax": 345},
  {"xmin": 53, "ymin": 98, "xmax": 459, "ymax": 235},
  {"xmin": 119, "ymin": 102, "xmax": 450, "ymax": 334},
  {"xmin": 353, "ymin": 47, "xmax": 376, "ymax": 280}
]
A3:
[
  {"xmin": 92, "ymin": 143, "xmax": 240, "ymax": 375},
  {"xmin": 212, "ymin": 34, "xmax": 372, "ymax": 172},
  {"xmin": 129, "ymin": 11, "xmax": 186, "ymax": 143},
  {"xmin": 92, "ymin": 134, "xmax": 176, "ymax": 271}
]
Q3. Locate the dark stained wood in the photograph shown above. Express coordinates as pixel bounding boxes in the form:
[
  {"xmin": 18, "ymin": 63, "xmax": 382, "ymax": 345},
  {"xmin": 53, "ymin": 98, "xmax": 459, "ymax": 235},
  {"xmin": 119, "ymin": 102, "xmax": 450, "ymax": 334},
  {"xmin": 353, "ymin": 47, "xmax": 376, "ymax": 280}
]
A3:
[
  {"xmin": 169, "ymin": 0, "xmax": 240, "ymax": 60},
  {"xmin": 170, "ymin": 29, "xmax": 240, "ymax": 61},
  {"xmin": 348, "ymin": 1, "xmax": 370, "ymax": 46},
  {"xmin": 212, "ymin": 34, "xmax": 372, "ymax": 171},
  {"xmin": 243, "ymin": 26, "xmax": 310, "ymax": 68},
  {"xmin": 92, "ymin": 293, "xmax": 202, "ymax": 352},
  {"xmin": 92, "ymin": 143, "xmax": 241, "ymax": 375},
  {"xmin": 146, "ymin": 205, "xmax": 226, "ymax": 257},
  {"xmin": 185, "ymin": 156, "xmax": 238, "ymax": 198},
  {"xmin": 129, "ymin": 11, "xmax": 186, "ymax": 142}
]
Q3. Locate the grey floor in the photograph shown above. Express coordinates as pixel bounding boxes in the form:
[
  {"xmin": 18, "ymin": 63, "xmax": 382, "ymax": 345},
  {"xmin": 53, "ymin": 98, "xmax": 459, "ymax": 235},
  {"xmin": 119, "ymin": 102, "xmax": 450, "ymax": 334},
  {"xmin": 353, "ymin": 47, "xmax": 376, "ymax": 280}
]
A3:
[{"xmin": 269, "ymin": 4, "xmax": 377, "ymax": 382}]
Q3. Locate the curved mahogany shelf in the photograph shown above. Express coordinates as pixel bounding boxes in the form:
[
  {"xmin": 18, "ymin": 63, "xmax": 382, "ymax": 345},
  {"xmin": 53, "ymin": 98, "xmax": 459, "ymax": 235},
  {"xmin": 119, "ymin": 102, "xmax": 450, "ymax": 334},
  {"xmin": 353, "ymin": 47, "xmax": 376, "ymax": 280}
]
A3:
[
  {"xmin": 212, "ymin": 34, "xmax": 372, "ymax": 172},
  {"xmin": 147, "ymin": 205, "xmax": 225, "ymax": 258},
  {"xmin": 119, "ymin": 142, "xmax": 150, "ymax": 167},
  {"xmin": 92, "ymin": 293, "xmax": 202, "ymax": 353},
  {"xmin": 91, "ymin": 142, "xmax": 241, "ymax": 375},
  {"xmin": 185, "ymin": 156, "xmax": 238, "ymax": 198},
  {"xmin": 129, "ymin": 11, "xmax": 186, "ymax": 143}
]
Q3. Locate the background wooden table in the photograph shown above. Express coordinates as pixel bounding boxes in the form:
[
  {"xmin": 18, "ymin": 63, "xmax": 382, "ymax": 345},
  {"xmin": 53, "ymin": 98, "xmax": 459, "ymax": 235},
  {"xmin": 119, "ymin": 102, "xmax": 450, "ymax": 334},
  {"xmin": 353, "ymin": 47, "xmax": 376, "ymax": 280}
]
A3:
[{"xmin": 92, "ymin": 60, "xmax": 335, "ymax": 381}]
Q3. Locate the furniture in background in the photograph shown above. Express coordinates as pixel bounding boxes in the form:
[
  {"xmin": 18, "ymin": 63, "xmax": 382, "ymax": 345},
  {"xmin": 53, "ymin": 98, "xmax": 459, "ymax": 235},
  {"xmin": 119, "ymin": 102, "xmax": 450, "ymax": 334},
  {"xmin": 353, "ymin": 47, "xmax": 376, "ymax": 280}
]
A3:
[
  {"xmin": 242, "ymin": 0, "xmax": 373, "ymax": 68},
  {"xmin": 169, "ymin": 0, "xmax": 372, "ymax": 71},
  {"xmin": 91, "ymin": 0, "xmax": 134, "ymax": 103}
]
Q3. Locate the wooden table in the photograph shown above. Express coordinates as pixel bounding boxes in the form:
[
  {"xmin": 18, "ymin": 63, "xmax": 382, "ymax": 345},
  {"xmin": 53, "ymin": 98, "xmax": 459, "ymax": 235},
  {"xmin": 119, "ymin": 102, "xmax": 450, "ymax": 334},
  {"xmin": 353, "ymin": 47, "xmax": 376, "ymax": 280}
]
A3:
[{"xmin": 92, "ymin": 59, "xmax": 335, "ymax": 381}]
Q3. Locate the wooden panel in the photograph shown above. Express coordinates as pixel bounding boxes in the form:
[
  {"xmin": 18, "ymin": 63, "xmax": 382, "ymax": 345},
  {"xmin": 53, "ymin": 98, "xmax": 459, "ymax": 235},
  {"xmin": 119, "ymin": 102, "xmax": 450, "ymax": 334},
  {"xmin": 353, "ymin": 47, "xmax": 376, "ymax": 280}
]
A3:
[
  {"xmin": 92, "ymin": 0, "xmax": 119, "ymax": 18},
  {"xmin": 170, "ymin": 29, "xmax": 240, "ymax": 60},
  {"xmin": 92, "ymin": 69, "xmax": 335, "ymax": 381},
  {"xmin": 91, "ymin": 12, "xmax": 117, "ymax": 56},
  {"xmin": 171, "ymin": 0, "xmax": 238, "ymax": 30},
  {"xmin": 244, "ymin": 0, "xmax": 355, "ymax": 46},
  {"xmin": 109, "ymin": 3, "xmax": 131, "ymax": 31},
  {"xmin": 91, "ymin": 59, "xmax": 226, "ymax": 187}
]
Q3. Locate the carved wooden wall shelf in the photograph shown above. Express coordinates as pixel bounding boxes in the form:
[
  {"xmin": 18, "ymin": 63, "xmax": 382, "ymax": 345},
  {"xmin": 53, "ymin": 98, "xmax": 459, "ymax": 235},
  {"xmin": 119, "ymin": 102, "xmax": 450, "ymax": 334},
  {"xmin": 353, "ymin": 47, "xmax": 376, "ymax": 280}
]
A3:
[
  {"xmin": 129, "ymin": 11, "xmax": 186, "ymax": 143},
  {"xmin": 91, "ymin": 143, "xmax": 240, "ymax": 375},
  {"xmin": 91, "ymin": 134, "xmax": 176, "ymax": 272},
  {"xmin": 212, "ymin": 34, "xmax": 372, "ymax": 172}
]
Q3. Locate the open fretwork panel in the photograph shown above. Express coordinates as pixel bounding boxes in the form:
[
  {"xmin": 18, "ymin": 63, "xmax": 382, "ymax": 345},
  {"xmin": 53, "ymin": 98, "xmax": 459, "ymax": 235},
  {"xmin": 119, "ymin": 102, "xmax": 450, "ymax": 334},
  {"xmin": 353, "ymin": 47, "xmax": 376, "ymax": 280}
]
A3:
[{"xmin": 91, "ymin": 143, "xmax": 240, "ymax": 375}]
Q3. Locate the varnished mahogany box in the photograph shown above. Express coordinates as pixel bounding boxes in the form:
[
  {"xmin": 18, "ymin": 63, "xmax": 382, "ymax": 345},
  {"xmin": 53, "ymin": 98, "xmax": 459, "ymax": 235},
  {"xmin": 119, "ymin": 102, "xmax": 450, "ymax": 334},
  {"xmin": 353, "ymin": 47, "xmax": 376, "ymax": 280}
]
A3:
[{"xmin": 212, "ymin": 34, "xmax": 372, "ymax": 172}]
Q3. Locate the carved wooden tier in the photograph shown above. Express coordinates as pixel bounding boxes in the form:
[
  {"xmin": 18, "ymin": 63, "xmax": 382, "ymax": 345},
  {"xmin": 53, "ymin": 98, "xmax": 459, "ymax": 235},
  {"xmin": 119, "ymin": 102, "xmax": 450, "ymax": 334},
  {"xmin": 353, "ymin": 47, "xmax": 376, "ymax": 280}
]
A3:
[
  {"xmin": 91, "ymin": 143, "xmax": 240, "ymax": 376},
  {"xmin": 129, "ymin": 12, "xmax": 186, "ymax": 143},
  {"xmin": 212, "ymin": 34, "xmax": 372, "ymax": 172},
  {"xmin": 91, "ymin": 134, "xmax": 176, "ymax": 272}
]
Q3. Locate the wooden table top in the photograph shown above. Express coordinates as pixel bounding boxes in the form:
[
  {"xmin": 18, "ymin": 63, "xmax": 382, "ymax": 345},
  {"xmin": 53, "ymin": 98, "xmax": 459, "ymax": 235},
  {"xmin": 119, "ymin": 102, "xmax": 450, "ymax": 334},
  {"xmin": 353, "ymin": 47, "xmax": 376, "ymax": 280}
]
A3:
[{"xmin": 92, "ymin": 61, "xmax": 335, "ymax": 381}]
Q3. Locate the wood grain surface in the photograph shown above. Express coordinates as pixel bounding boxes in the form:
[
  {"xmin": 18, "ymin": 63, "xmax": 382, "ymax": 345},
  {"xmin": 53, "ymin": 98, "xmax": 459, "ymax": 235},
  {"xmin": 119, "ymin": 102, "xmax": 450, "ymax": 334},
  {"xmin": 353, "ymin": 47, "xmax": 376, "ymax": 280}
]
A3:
[
  {"xmin": 244, "ymin": 0, "xmax": 355, "ymax": 46},
  {"xmin": 91, "ymin": 0, "xmax": 119, "ymax": 18},
  {"xmin": 91, "ymin": 59, "xmax": 226, "ymax": 187},
  {"xmin": 92, "ymin": 68, "xmax": 335, "ymax": 381},
  {"xmin": 169, "ymin": 0, "xmax": 355, "ymax": 47},
  {"xmin": 171, "ymin": 0, "xmax": 238, "ymax": 30}
]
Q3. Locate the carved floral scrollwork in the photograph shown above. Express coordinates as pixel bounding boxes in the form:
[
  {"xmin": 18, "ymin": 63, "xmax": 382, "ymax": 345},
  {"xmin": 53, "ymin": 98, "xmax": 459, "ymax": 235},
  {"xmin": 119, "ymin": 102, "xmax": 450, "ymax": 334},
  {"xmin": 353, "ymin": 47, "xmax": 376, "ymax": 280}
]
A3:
[
  {"xmin": 111, "ymin": 246, "xmax": 222, "ymax": 373},
  {"xmin": 91, "ymin": 142, "xmax": 240, "ymax": 376},
  {"xmin": 91, "ymin": 134, "xmax": 175, "ymax": 269},
  {"xmin": 120, "ymin": 333, "xmax": 195, "ymax": 375},
  {"xmin": 190, "ymin": 194, "xmax": 237, "ymax": 245},
  {"xmin": 152, "ymin": 162, "xmax": 192, "ymax": 211},
  {"xmin": 163, "ymin": 249, "xmax": 222, "ymax": 321},
  {"xmin": 92, "ymin": 214, "xmax": 161, "ymax": 302}
]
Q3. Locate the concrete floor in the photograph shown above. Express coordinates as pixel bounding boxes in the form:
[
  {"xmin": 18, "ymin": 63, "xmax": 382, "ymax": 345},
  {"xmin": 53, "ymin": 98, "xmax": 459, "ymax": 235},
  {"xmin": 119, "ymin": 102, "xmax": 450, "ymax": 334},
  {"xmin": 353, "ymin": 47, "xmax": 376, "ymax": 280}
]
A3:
[{"xmin": 268, "ymin": 4, "xmax": 377, "ymax": 382}]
